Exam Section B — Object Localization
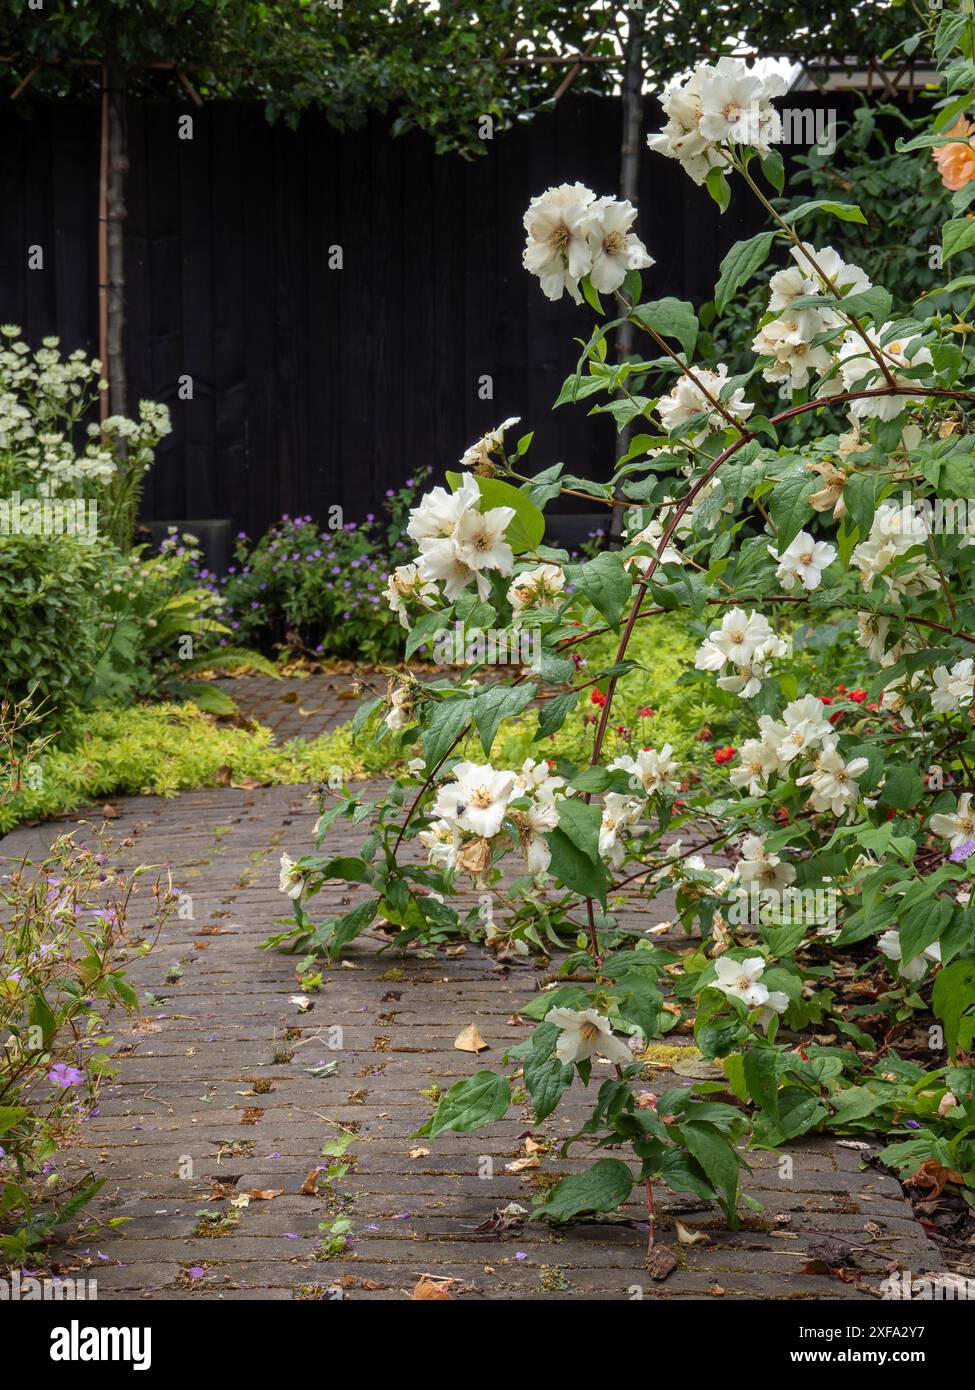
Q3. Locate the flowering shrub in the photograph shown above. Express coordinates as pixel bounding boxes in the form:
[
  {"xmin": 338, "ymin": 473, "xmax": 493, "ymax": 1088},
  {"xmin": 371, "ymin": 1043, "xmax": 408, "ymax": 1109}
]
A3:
[
  {"xmin": 220, "ymin": 474, "xmax": 431, "ymax": 664},
  {"xmin": 277, "ymin": 19, "xmax": 975, "ymax": 1254},
  {"xmin": 0, "ymin": 699, "xmax": 172, "ymax": 1262},
  {"xmin": 0, "ymin": 327, "xmax": 170, "ymax": 548}
]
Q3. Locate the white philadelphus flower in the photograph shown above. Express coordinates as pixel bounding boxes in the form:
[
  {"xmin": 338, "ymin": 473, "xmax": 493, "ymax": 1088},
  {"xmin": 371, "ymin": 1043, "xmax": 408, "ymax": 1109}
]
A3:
[
  {"xmin": 772, "ymin": 694, "xmax": 835, "ymax": 763},
  {"xmin": 694, "ymin": 607, "xmax": 775, "ymax": 671},
  {"xmin": 769, "ymin": 530, "xmax": 837, "ymax": 590},
  {"xmin": 877, "ymin": 929, "xmax": 942, "ymax": 982},
  {"xmin": 711, "ymin": 956, "xmax": 788, "ymax": 1019},
  {"xmin": 599, "ymin": 792, "xmax": 643, "ymax": 868},
  {"xmin": 522, "ymin": 182, "xmax": 596, "ymax": 303},
  {"xmin": 729, "ymin": 735, "xmax": 779, "ymax": 794},
  {"xmin": 513, "ymin": 756, "xmax": 565, "ymax": 803},
  {"xmin": 416, "ymin": 537, "xmax": 488, "ymax": 602},
  {"xmin": 407, "ymin": 472, "xmax": 481, "ymax": 543},
  {"xmin": 623, "ymin": 515, "xmax": 686, "ymax": 572},
  {"xmin": 431, "ymin": 762, "xmax": 517, "ymax": 839},
  {"xmin": 752, "ymin": 314, "xmax": 833, "ymax": 389},
  {"xmin": 850, "ymin": 502, "xmax": 937, "ymax": 596},
  {"xmin": 931, "ymin": 658, "xmax": 974, "ymax": 714},
  {"xmin": 418, "ymin": 819, "xmax": 461, "ymax": 871},
  {"xmin": 583, "ymin": 196, "xmax": 654, "ymax": 294},
  {"xmin": 384, "ymin": 683, "xmax": 416, "ymax": 732},
  {"xmin": 547, "ymin": 1006, "xmax": 635, "ymax": 1067},
  {"xmin": 383, "ymin": 563, "xmax": 440, "ymax": 629},
  {"xmin": 451, "ymin": 503, "xmax": 516, "ymax": 574},
  {"xmin": 507, "ymin": 563, "xmax": 566, "ymax": 614},
  {"xmin": 656, "ymin": 363, "xmax": 753, "ymax": 444},
  {"xmin": 736, "ymin": 836, "xmax": 796, "ymax": 893},
  {"xmin": 715, "ymin": 641, "xmax": 786, "ymax": 699},
  {"xmin": 514, "ymin": 800, "xmax": 560, "ymax": 877},
  {"xmin": 929, "ymin": 793, "xmax": 975, "ymax": 849},
  {"xmin": 459, "ymin": 417, "xmax": 521, "ymax": 471},
  {"xmin": 796, "ymin": 744, "xmax": 869, "ymax": 816},
  {"xmin": 278, "ymin": 852, "xmax": 304, "ymax": 900},
  {"xmin": 608, "ymin": 744, "xmax": 680, "ymax": 796},
  {"xmin": 647, "ymin": 59, "xmax": 785, "ymax": 182},
  {"xmin": 879, "ymin": 676, "xmax": 915, "ymax": 727},
  {"xmin": 836, "ymin": 325, "xmax": 933, "ymax": 421}
]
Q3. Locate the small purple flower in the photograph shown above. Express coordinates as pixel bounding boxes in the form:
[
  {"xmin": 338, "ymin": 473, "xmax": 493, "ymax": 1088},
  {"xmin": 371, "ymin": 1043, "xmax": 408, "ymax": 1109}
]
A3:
[
  {"xmin": 48, "ymin": 1063, "xmax": 85, "ymax": 1088},
  {"xmin": 949, "ymin": 839, "xmax": 975, "ymax": 862},
  {"xmin": 187, "ymin": 1266, "xmax": 206, "ymax": 1280}
]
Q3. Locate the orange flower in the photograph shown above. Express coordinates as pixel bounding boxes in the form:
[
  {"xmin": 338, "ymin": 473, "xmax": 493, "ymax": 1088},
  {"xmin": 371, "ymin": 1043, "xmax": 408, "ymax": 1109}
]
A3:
[{"xmin": 933, "ymin": 114, "xmax": 975, "ymax": 191}]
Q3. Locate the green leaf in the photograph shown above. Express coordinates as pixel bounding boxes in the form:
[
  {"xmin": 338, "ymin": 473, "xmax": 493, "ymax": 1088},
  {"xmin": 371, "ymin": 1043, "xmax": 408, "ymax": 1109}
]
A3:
[
  {"xmin": 535, "ymin": 688, "xmax": 581, "ymax": 741},
  {"xmin": 933, "ymin": 960, "xmax": 975, "ymax": 1061},
  {"xmin": 680, "ymin": 1122, "xmax": 740, "ymax": 1225},
  {"xmin": 425, "ymin": 1071, "xmax": 511, "ymax": 1138},
  {"xmin": 715, "ymin": 232, "xmax": 776, "ymax": 314},
  {"xmin": 318, "ymin": 897, "xmax": 379, "ymax": 958},
  {"xmin": 743, "ymin": 1047, "xmax": 780, "ymax": 1120},
  {"xmin": 523, "ymin": 1050, "xmax": 573, "ymax": 1123},
  {"xmin": 552, "ymin": 796, "xmax": 603, "ymax": 863},
  {"xmin": 0, "ymin": 1106, "xmax": 29, "ymax": 1137},
  {"xmin": 472, "ymin": 682, "xmax": 536, "ymax": 757},
  {"xmin": 421, "ymin": 698, "xmax": 472, "ymax": 769},
  {"xmin": 544, "ymin": 826, "xmax": 608, "ymax": 908},
  {"xmin": 705, "ymin": 166, "xmax": 731, "ymax": 214},
  {"xmin": 943, "ymin": 217, "xmax": 975, "ymax": 262},
  {"xmin": 534, "ymin": 1158, "xmax": 634, "ymax": 1222},
  {"xmin": 576, "ymin": 552, "xmax": 634, "ymax": 628},
  {"xmin": 631, "ymin": 297, "xmax": 699, "ymax": 358},
  {"xmin": 783, "ymin": 200, "xmax": 867, "ymax": 226},
  {"xmin": 769, "ymin": 472, "xmax": 818, "ymax": 549},
  {"xmin": 880, "ymin": 766, "xmax": 925, "ymax": 812}
]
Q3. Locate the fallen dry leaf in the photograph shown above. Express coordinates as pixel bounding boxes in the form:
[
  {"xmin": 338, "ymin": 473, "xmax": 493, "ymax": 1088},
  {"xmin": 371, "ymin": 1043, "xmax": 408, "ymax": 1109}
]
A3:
[
  {"xmin": 675, "ymin": 1220, "xmax": 710, "ymax": 1247},
  {"xmin": 413, "ymin": 1277, "xmax": 452, "ymax": 1300},
  {"xmin": 101, "ymin": 803, "xmax": 120, "ymax": 819},
  {"xmin": 247, "ymin": 1189, "xmax": 283, "ymax": 1201},
  {"xmin": 454, "ymin": 1023, "xmax": 488, "ymax": 1053},
  {"xmin": 408, "ymin": 1147, "xmax": 430, "ymax": 1160},
  {"xmin": 300, "ymin": 1171, "xmax": 321, "ymax": 1196},
  {"xmin": 504, "ymin": 1155, "xmax": 540, "ymax": 1174}
]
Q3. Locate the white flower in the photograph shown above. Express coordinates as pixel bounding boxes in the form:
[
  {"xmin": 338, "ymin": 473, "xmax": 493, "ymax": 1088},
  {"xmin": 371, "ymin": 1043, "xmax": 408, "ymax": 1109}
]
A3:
[
  {"xmin": 695, "ymin": 607, "xmax": 773, "ymax": 670},
  {"xmin": 729, "ymin": 734, "xmax": 780, "ymax": 794},
  {"xmin": 791, "ymin": 242, "xmax": 872, "ymax": 304},
  {"xmin": 547, "ymin": 1006, "xmax": 634, "ymax": 1067},
  {"xmin": 624, "ymin": 514, "xmax": 685, "ymax": 572},
  {"xmin": 279, "ymin": 852, "xmax": 304, "ymax": 900},
  {"xmin": 752, "ymin": 313, "xmax": 833, "ymax": 389},
  {"xmin": 930, "ymin": 793, "xmax": 975, "ymax": 849},
  {"xmin": 836, "ymin": 325, "xmax": 933, "ymax": 421},
  {"xmin": 431, "ymin": 761, "xmax": 517, "ymax": 838},
  {"xmin": 416, "ymin": 537, "xmax": 489, "ymax": 602},
  {"xmin": 460, "ymin": 417, "xmax": 521, "ymax": 471},
  {"xmin": 522, "ymin": 182, "xmax": 596, "ymax": 303},
  {"xmin": 383, "ymin": 563, "xmax": 440, "ymax": 629},
  {"xmin": 452, "ymin": 503, "xmax": 516, "ymax": 574},
  {"xmin": 931, "ymin": 658, "xmax": 974, "ymax": 714},
  {"xmin": 877, "ymin": 929, "xmax": 942, "ymax": 982},
  {"xmin": 418, "ymin": 819, "xmax": 461, "ymax": 871},
  {"xmin": 407, "ymin": 472, "xmax": 481, "ymax": 542},
  {"xmin": 796, "ymin": 744, "xmax": 869, "ymax": 817},
  {"xmin": 608, "ymin": 744, "xmax": 680, "ymax": 796},
  {"xmin": 656, "ymin": 363, "xmax": 753, "ymax": 444},
  {"xmin": 773, "ymin": 694, "xmax": 836, "ymax": 763},
  {"xmin": 599, "ymin": 792, "xmax": 643, "ymax": 867},
  {"xmin": 507, "ymin": 563, "xmax": 566, "ymax": 614},
  {"xmin": 770, "ymin": 530, "xmax": 836, "ymax": 591},
  {"xmin": 737, "ymin": 836, "xmax": 796, "ymax": 893},
  {"xmin": 584, "ymin": 196, "xmax": 654, "ymax": 294},
  {"xmin": 712, "ymin": 955, "xmax": 772, "ymax": 1007},
  {"xmin": 513, "ymin": 756, "xmax": 565, "ymax": 803},
  {"xmin": 513, "ymin": 800, "xmax": 560, "ymax": 877},
  {"xmin": 697, "ymin": 58, "xmax": 784, "ymax": 151},
  {"xmin": 384, "ymin": 683, "xmax": 416, "ymax": 732}
]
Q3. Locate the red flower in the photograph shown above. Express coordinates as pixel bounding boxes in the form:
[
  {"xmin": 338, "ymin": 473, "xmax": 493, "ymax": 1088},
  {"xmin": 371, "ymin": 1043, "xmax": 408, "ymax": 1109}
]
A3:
[
  {"xmin": 849, "ymin": 689, "xmax": 867, "ymax": 703},
  {"xmin": 591, "ymin": 689, "xmax": 607, "ymax": 707},
  {"xmin": 639, "ymin": 706, "xmax": 654, "ymax": 718},
  {"xmin": 714, "ymin": 746, "xmax": 737, "ymax": 765},
  {"xmin": 819, "ymin": 695, "xmax": 834, "ymax": 705},
  {"xmin": 836, "ymin": 684, "xmax": 847, "ymax": 693}
]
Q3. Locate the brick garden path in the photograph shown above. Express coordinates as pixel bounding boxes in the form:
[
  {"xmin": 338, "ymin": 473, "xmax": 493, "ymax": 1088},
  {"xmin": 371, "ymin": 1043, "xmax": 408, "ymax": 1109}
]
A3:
[{"xmin": 1, "ymin": 675, "xmax": 939, "ymax": 1300}]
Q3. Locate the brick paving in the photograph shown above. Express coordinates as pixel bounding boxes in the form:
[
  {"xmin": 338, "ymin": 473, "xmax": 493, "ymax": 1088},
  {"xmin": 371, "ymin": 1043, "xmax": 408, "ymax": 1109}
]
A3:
[{"xmin": 1, "ymin": 773, "xmax": 940, "ymax": 1301}]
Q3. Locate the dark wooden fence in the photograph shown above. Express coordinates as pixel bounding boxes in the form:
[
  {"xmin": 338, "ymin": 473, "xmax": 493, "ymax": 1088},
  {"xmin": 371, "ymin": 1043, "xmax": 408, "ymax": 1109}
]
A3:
[{"xmin": 1, "ymin": 92, "xmax": 853, "ymax": 540}]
